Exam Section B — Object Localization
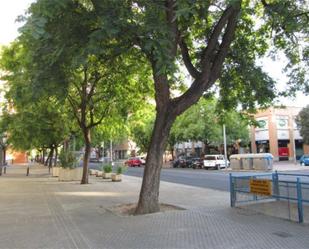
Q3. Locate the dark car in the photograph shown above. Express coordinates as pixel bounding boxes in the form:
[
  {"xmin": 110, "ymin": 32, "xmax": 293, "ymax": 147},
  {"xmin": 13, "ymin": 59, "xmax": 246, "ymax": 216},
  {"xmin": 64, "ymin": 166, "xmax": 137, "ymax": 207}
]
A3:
[
  {"xmin": 192, "ymin": 157, "xmax": 203, "ymax": 169},
  {"xmin": 172, "ymin": 156, "xmax": 193, "ymax": 168},
  {"xmin": 300, "ymin": 155, "xmax": 309, "ymax": 166}
]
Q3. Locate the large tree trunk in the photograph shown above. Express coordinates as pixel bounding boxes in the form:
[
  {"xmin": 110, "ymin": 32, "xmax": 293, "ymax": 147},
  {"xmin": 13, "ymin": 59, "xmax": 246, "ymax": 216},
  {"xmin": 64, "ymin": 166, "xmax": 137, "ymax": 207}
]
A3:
[
  {"xmin": 135, "ymin": 107, "xmax": 175, "ymax": 214},
  {"xmin": 81, "ymin": 128, "xmax": 91, "ymax": 184},
  {"xmin": 44, "ymin": 149, "xmax": 52, "ymax": 166},
  {"xmin": 54, "ymin": 146, "xmax": 58, "ymax": 167},
  {"xmin": 169, "ymin": 146, "xmax": 175, "ymax": 161},
  {"xmin": 42, "ymin": 148, "xmax": 46, "ymax": 164},
  {"xmin": 48, "ymin": 147, "xmax": 54, "ymax": 172},
  {"xmin": 3, "ymin": 147, "xmax": 6, "ymax": 165}
]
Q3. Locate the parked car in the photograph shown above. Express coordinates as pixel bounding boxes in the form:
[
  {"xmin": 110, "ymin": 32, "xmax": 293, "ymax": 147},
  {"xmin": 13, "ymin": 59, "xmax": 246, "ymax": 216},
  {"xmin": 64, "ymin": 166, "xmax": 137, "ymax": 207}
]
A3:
[
  {"xmin": 137, "ymin": 156, "xmax": 146, "ymax": 165},
  {"xmin": 172, "ymin": 156, "xmax": 193, "ymax": 168},
  {"xmin": 125, "ymin": 157, "xmax": 143, "ymax": 167},
  {"xmin": 203, "ymin": 155, "xmax": 229, "ymax": 169},
  {"xmin": 192, "ymin": 157, "xmax": 203, "ymax": 169},
  {"xmin": 300, "ymin": 155, "xmax": 309, "ymax": 166},
  {"xmin": 98, "ymin": 157, "xmax": 111, "ymax": 163}
]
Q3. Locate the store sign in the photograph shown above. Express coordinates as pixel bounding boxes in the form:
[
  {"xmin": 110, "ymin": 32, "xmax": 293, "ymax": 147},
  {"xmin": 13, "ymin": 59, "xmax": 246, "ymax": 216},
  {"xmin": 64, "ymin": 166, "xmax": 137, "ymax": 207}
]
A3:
[
  {"xmin": 255, "ymin": 130, "xmax": 269, "ymax": 141},
  {"xmin": 250, "ymin": 179, "xmax": 272, "ymax": 196},
  {"xmin": 276, "ymin": 116, "xmax": 288, "ymax": 129},
  {"xmin": 256, "ymin": 117, "xmax": 268, "ymax": 130},
  {"xmin": 277, "ymin": 130, "xmax": 289, "ymax": 139}
]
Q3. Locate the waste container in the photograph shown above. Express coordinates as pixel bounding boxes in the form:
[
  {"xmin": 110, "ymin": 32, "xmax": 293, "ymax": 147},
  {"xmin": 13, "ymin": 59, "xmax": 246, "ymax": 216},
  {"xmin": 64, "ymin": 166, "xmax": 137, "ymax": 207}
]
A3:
[
  {"xmin": 242, "ymin": 154, "xmax": 254, "ymax": 170},
  {"xmin": 230, "ymin": 155, "xmax": 243, "ymax": 170},
  {"xmin": 253, "ymin": 153, "xmax": 273, "ymax": 171}
]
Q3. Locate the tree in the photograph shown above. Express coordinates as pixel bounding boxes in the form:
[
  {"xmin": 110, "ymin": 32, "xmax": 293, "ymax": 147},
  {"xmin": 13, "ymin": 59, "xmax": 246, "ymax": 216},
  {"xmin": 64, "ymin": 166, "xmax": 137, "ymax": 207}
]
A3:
[
  {"xmin": 296, "ymin": 105, "xmax": 309, "ymax": 145},
  {"xmin": 0, "ymin": 43, "xmax": 71, "ymax": 168},
  {"xmin": 86, "ymin": 0, "xmax": 308, "ymax": 214},
  {"xmin": 171, "ymin": 98, "xmax": 250, "ymax": 154},
  {"xmin": 15, "ymin": 0, "xmax": 151, "ymax": 184}
]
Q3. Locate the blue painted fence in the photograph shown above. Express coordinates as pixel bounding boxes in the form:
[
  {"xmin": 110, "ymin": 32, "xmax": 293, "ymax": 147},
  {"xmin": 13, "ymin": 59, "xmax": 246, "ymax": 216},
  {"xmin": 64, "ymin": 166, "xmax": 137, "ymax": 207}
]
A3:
[{"xmin": 230, "ymin": 171, "xmax": 309, "ymax": 223}]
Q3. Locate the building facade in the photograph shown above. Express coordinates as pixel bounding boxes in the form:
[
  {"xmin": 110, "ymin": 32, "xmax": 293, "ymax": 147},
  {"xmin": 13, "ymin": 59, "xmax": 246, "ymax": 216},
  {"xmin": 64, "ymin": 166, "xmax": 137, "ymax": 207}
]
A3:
[{"xmin": 251, "ymin": 107, "xmax": 309, "ymax": 161}]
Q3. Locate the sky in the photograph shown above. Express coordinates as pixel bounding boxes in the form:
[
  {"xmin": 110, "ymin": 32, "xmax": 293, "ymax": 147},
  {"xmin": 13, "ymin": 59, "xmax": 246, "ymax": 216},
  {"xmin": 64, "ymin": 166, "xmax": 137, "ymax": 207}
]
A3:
[{"xmin": 0, "ymin": 0, "xmax": 308, "ymax": 108}]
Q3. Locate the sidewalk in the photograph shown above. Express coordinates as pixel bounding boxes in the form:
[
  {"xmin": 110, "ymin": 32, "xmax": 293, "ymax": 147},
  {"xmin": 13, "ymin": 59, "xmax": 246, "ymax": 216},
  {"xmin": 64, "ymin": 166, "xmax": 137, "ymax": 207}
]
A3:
[
  {"xmin": 0, "ymin": 164, "xmax": 308, "ymax": 249},
  {"xmin": 273, "ymin": 160, "xmax": 309, "ymax": 171}
]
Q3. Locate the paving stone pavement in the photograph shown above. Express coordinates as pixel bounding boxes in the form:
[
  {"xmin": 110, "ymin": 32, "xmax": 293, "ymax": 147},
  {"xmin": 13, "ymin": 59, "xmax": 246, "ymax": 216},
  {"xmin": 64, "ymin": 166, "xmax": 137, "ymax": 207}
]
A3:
[{"xmin": 0, "ymin": 164, "xmax": 308, "ymax": 249}]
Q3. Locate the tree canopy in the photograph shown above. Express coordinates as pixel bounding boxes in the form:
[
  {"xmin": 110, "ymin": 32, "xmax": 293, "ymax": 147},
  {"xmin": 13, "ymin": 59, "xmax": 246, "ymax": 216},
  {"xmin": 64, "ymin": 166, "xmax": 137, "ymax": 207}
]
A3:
[{"xmin": 296, "ymin": 105, "xmax": 309, "ymax": 145}]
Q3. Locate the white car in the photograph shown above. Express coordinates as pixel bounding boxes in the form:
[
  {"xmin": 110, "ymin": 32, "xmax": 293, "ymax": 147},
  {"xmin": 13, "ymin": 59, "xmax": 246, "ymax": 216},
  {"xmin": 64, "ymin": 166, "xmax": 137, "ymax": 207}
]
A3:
[
  {"xmin": 203, "ymin": 155, "xmax": 229, "ymax": 169},
  {"xmin": 137, "ymin": 156, "xmax": 146, "ymax": 165}
]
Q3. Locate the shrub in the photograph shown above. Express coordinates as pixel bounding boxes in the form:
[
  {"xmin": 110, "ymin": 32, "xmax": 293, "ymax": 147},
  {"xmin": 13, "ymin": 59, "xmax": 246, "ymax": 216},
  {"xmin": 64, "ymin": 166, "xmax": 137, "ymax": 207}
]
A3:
[
  {"xmin": 103, "ymin": 164, "xmax": 112, "ymax": 173},
  {"xmin": 59, "ymin": 150, "xmax": 78, "ymax": 169},
  {"xmin": 116, "ymin": 166, "xmax": 123, "ymax": 174}
]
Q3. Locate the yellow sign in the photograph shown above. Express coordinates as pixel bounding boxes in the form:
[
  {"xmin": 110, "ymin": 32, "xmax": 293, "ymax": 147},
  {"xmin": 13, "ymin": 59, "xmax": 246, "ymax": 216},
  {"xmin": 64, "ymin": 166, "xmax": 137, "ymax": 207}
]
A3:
[{"xmin": 250, "ymin": 179, "xmax": 272, "ymax": 196}]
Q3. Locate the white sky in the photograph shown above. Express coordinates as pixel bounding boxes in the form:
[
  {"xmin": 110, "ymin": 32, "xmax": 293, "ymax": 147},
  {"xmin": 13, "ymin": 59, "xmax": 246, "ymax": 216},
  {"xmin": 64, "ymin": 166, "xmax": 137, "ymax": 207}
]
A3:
[
  {"xmin": 0, "ymin": 0, "xmax": 308, "ymax": 108},
  {"xmin": 0, "ymin": 0, "xmax": 34, "ymax": 45}
]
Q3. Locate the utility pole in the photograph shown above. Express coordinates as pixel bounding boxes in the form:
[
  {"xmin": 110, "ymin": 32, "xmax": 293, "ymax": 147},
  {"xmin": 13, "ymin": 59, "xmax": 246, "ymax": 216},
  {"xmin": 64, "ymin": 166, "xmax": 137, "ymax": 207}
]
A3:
[
  {"xmin": 290, "ymin": 115, "xmax": 297, "ymax": 164},
  {"xmin": 110, "ymin": 139, "xmax": 113, "ymax": 164},
  {"xmin": 223, "ymin": 124, "xmax": 228, "ymax": 168}
]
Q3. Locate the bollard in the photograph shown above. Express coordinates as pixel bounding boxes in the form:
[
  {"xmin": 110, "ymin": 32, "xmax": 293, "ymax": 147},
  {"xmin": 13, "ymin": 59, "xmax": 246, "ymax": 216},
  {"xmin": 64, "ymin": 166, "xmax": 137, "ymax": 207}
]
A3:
[
  {"xmin": 26, "ymin": 166, "xmax": 30, "ymax": 176},
  {"xmin": 3, "ymin": 166, "xmax": 6, "ymax": 174}
]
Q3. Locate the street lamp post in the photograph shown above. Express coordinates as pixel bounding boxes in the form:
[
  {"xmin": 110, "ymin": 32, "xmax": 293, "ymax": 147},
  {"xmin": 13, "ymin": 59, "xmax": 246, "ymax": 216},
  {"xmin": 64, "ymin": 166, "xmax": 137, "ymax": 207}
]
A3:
[
  {"xmin": 290, "ymin": 115, "xmax": 297, "ymax": 164},
  {"xmin": 110, "ymin": 139, "xmax": 113, "ymax": 165},
  {"xmin": 223, "ymin": 124, "xmax": 228, "ymax": 168}
]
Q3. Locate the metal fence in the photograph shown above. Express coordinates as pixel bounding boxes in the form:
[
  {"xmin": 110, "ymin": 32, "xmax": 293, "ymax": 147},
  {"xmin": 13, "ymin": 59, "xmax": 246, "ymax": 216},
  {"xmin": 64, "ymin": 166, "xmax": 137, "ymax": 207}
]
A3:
[{"xmin": 230, "ymin": 171, "xmax": 309, "ymax": 223}]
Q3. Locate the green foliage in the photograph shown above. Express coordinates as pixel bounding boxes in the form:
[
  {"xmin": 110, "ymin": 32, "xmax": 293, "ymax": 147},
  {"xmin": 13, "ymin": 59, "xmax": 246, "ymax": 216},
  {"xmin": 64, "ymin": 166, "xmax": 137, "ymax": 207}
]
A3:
[
  {"xmin": 296, "ymin": 105, "xmax": 309, "ymax": 145},
  {"xmin": 172, "ymin": 98, "xmax": 250, "ymax": 147},
  {"xmin": 128, "ymin": 97, "xmax": 249, "ymax": 152},
  {"xmin": 116, "ymin": 166, "xmax": 124, "ymax": 175},
  {"xmin": 128, "ymin": 103, "xmax": 155, "ymax": 153},
  {"xmin": 59, "ymin": 150, "xmax": 78, "ymax": 169},
  {"xmin": 103, "ymin": 164, "xmax": 112, "ymax": 173},
  {"xmin": 0, "ymin": 41, "xmax": 71, "ymax": 152}
]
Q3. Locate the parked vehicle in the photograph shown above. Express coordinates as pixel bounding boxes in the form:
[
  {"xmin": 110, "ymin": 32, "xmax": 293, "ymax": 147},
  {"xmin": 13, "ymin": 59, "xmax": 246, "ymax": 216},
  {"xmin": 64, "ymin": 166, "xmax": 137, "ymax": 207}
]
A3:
[
  {"xmin": 203, "ymin": 155, "xmax": 229, "ymax": 169},
  {"xmin": 137, "ymin": 156, "xmax": 146, "ymax": 165},
  {"xmin": 300, "ymin": 155, "xmax": 309, "ymax": 166},
  {"xmin": 172, "ymin": 156, "xmax": 193, "ymax": 168},
  {"xmin": 98, "ymin": 157, "xmax": 111, "ymax": 163},
  {"xmin": 125, "ymin": 157, "xmax": 142, "ymax": 167},
  {"xmin": 192, "ymin": 157, "xmax": 203, "ymax": 169}
]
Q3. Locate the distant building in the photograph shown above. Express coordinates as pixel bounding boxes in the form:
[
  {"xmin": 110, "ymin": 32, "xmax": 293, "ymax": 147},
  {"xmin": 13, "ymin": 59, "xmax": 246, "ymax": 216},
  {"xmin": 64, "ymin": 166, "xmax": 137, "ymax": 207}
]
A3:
[{"xmin": 250, "ymin": 106, "xmax": 309, "ymax": 161}]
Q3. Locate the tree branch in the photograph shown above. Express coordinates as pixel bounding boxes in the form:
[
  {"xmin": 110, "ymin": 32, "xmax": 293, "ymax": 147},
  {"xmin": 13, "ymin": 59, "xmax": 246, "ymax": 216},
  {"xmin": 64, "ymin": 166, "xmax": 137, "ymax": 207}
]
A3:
[
  {"xmin": 165, "ymin": 0, "xmax": 179, "ymax": 58},
  {"xmin": 178, "ymin": 37, "xmax": 201, "ymax": 78},
  {"xmin": 87, "ymin": 73, "xmax": 101, "ymax": 102},
  {"xmin": 67, "ymin": 94, "xmax": 82, "ymax": 127},
  {"xmin": 172, "ymin": 3, "xmax": 241, "ymax": 116},
  {"xmin": 201, "ymin": 5, "xmax": 235, "ymax": 70},
  {"xmin": 209, "ymin": 6, "xmax": 240, "ymax": 83},
  {"xmin": 88, "ymin": 105, "xmax": 111, "ymax": 128}
]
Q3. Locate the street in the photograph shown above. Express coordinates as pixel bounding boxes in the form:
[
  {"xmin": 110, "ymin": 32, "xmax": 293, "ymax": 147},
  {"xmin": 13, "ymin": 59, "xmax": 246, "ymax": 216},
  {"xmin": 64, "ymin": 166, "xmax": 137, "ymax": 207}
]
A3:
[
  {"xmin": 125, "ymin": 167, "xmax": 231, "ymax": 191},
  {"xmin": 89, "ymin": 162, "xmax": 309, "ymax": 192},
  {"xmin": 89, "ymin": 162, "xmax": 232, "ymax": 191}
]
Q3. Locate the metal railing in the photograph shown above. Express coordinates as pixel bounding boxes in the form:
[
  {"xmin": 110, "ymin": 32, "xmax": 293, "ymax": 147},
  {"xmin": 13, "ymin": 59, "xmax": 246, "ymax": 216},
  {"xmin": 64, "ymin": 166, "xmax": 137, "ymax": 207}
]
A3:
[{"xmin": 230, "ymin": 171, "xmax": 309, "ymax": 223}]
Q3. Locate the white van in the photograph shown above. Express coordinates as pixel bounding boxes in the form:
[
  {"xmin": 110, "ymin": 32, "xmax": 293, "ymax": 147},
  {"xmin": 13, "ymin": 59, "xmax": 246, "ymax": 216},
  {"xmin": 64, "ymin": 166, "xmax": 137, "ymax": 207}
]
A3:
[{"xmin": 203, "ymin": 155, "xmax": 229, "ymax": 169}]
